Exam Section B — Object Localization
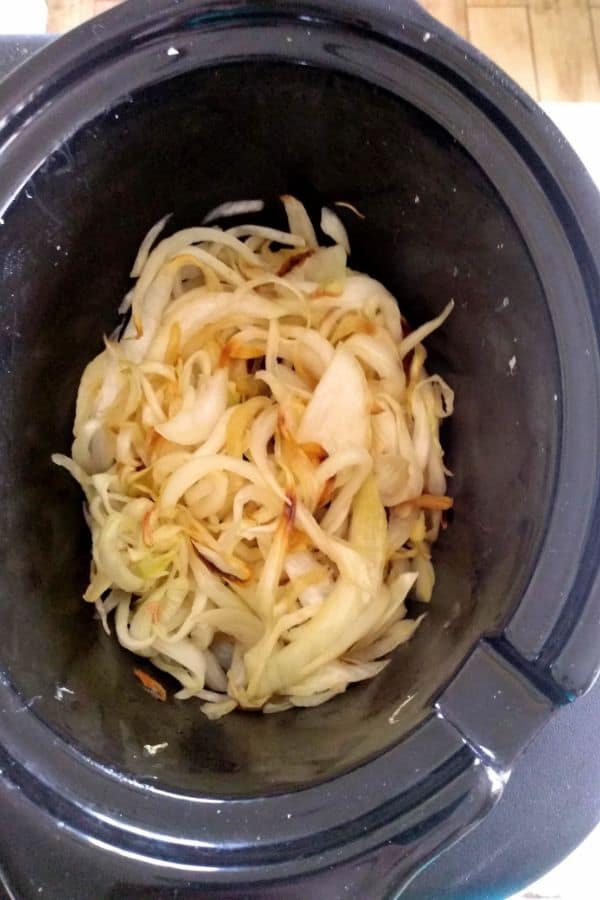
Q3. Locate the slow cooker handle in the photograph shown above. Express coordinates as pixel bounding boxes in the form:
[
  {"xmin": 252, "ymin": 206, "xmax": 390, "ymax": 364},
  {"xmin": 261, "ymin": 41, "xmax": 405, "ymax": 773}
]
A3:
[{"xmin": 349, "ymin": 754, "xmax": 502, "ymax": 899}]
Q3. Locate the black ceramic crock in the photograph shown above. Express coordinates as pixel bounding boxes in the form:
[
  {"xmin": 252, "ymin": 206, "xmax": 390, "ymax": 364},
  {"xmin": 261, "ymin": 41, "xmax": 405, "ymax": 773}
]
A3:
[{"xmin": 0, "ymin": 1, "xmax": 599, "ymax": 897}]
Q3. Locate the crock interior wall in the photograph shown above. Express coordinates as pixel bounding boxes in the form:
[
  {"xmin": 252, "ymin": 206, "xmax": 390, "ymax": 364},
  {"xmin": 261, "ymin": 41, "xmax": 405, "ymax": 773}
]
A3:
[{"xmin": 0, "ymin": 62, "xmax": 559, "ymax": 794}]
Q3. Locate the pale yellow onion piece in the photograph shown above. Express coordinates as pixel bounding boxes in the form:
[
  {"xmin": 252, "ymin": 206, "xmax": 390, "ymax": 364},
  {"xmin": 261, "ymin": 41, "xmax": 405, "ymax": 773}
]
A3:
[
  {"xmin": 254, "ymin": 505, "xmax": 296, "ymax": 621},
  {"xmin": 94, "ymin": 588, "xmax": 125, "ymax": 635},
  {"xmin": 115, "ymin": 423, "xmax": 144, "ymax": 465},
  {"xmin": 152, "ymin": 293, "xmax": 284, "ymax": 362},
  {"xmin": 187, "ymin": 552, "xmax": 256, "ymax": 613},
  {"xmin": 414, "ymin": 554, "xmax": 436, "ymax": 602},
  {"xmin": 226, "ymin": 396, "xmax": 272, "ymax": 458},
  {"xmin": 71, "ymin": 420, "xmax": 104, "ymax": 473},
  {"xmin": 121, "ymin": 263, "xmax": 178, "ymax": 363},
  {"xmin": 426, "ymin": 442, "xmax": 448, "ymax": 497},
  {"xmin": 248, "ymin": 405, "xmax": 287, "ymax": 501},
  {"xmin": 180, "ymin": 349, "xmax": 213, "ymax": 389},
  {"xmin": 343, "ymin": 332, "xmax": 400, "ymax": 380},
  {"xmin": 317, "ymin": 304, "xmax": 350, "ymax": 341},
  {"xmin": 152, "ymin": 451, "xmax": 193, "ymax": 486},
  {"xmin": 129, "ymin": 586, "xmax": 166, "ymax": 641},
  {"xmin": 154, "ymin": 590, "xmax": 208, "ymax": 643},
  {"xmin": 185, "ymin": 471, "xmax": 229, "ymax": 519},
  {"xmin": 319, "ymin": 455, "xmax": 373, "ymax": 536},
  {"xmin": 130, "ymin": 213, "xmax": 172, "ymax": 278},
  {"xmin": 253, "ymin": 579, "xmax": 362, "ymax": 696},
  {"xmin": 87, "ymin": 497, "xmax": 107, "ymax": 529},
  {"xmin": 372, "ymin": 409, "xmax": 400, "ymax": 456},
  {"xmin": 289, "ymin": 690, "xmax": 339, "ymax": 708},
  {"xmin": 192, "ymin": 406, "xmax": 236, "ymax": 458},
  {"xmin": 139, "ymin": 376, "xmax": 167, "ymax": 426},
  {"xmin": 192, "ymin": 543, "xmax": 250, "ymax": 582},
  {"xmin": 281, "ymin": 195, "xmax": 318, "ymax": 247},
  {"xmin": 202, "ymin": 199, "xmax": 264, "ymax": 224},
  {"xmin": 135, "ymin": 548, "xmax": 176, "ymax": 581},
  {"xmin": 374, "ymin": 454, "xmax": 411, "ymax": 507},
  {"xmin": 138, "ymin": 360, "xmax": 178, "ymax": 381},
  {"xmin": 352, "ymin": 616, "xmax": 424, "ymax": 663},
  {"xmin": 133, "ymin": 227, "xmax": 262, "ymax": 303},
  {"xmin": 118, "ymin": 287, "xmax": 134, "ymax": 315},
  {"xmin": 230, "ymin": 272, "xmax": 307, "ymax": 306},
  {"xmin": 95, "ymin": 514, "xmax": 144, "ymax": 593},
  {"xmin": 263, "ymin": 699, "xmax": 294, "ymax": 714},
  {"xmin": 167, "ymin": 244, "xmax": 246, "ymax": 285},
  {"xmin": 288, "ymin": 341, "xmax": 329, "ymax": 387},
  {"xmin": 284, "ymin": 551, "xmax": 332, "ymax": 607},
  {"xmin": 95, "ymin": 350, "xmax": 124, "ymax": 418},
  {"xmin": 271, "ymin": 363, "xmax": 312, "ymax": 398},
  {"xmin": 265, "ymin": 574, "xmax": 394, "ymax": 696},
  {"xmin": 154, "ymin": 575, "xmax": 190, "ymax": 629},
  {"xmin": 280, "ymin": 325, "xmax": 335, "ymax": 371},
  {"xmin": 314, "ymin": 446, "xmax": 372, "ymax": 492},
  {"xmin": 398, "ymin": 300, "xmax": 454, "ymax": 360},
  {"xmin": 121, "ymin": 496, "xmax": 153, "ymax": 522},
  {"xmin": 334, "ymin": 201, "xmax": 365, "ymax": 218},
  {"xmin": 296, "ymin": 349, "xmax": 370, "ymax": 455},
  {"xmin": 190, "ymin": 623, "xmax": 215, "ymax": 651},
  {"xmin": 245, "ymin": 606, "xmax": 317, "ymax": 698},
  {"xmin": 415, "ymin": 373, "xmax": 455, "ymax": 419},
  {"xmin": 232, "ymin": 483, "xmax": 282, "ymax": 528},
  {"xmin": 152, "ymin": 636, "xmax": 207, "ymax": 690},
  {"xmin": 318, "ymin": 275, "xmax": 402, "ymax": 342},
  {"xmin": 193, "ymin": 608, "xmax": 263, "ymax": 646},
  {"xmin": 155, "ymin": 368, "xmax": 228, "ymax": 446},
  {"xmin": 265, "ymin": 318, "xmax": 279, "ymax": 375},
  {"xmin": 115, "ymin": 594, "xmax": 156, "ymax": 651},
  {"xmin": 376, "ymin": 394, "xmax": 424, "ymax": 503},
  {"xmin": 51, "ymin": 453, "xmax": 91, "ymax": 494},
  {"xmin": 84, "ymin": 568, "xmax": 112, "ymax": 604},
  {"xmin": 89, "ymin": 472, "xmax": 120, "ymax": 517},
  {"xmin": 349, "ymin": 472, "xmax": 388, "ymax": 589},
  {"xmin": 204, "ymin": 649, "xmax": 228, "ymax": 692},
  {"xmin": 226, "ymin": 224, "xmax": 305, "ymax": 248},
  {"xmin": 320, "ymin": 207, "xmax": 350, "ymax": 254},
  {"xmin": 294, "ymin": 245, "xmax": 347, "ymax": 290},
  {"xmin": 294, "ymin": 501, "xmax": 371, "ymax": 592},
  {"xmin": 350, "ymin": 575, "xmax": 415, "ymax": 651},
  {"xmin": 74, "ymin": 351, "xmax": 111, "ymax": 433},
  {"xmin": 160, "ymin": 289, "xmax": 228, "ymax": 328},
  {"xmin": 202, "ymin": 699, "xmax": 238, "ymax": 720},
  {"xmin": 411, "ymin": 390, "xmax": 432, "ymax": 472},
  {"xmin": 150, "ymin": 655, "xmax": 202, "ymax": 692},
  {"xmin": 288, "ymin": 658, "xmax": 388, "ymax": 696}
]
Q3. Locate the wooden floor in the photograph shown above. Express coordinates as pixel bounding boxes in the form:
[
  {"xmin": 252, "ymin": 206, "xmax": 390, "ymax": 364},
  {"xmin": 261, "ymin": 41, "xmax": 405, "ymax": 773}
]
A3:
[{"xmin": 46, "ymin": 0, "xmax": 600, "ymax": 101}]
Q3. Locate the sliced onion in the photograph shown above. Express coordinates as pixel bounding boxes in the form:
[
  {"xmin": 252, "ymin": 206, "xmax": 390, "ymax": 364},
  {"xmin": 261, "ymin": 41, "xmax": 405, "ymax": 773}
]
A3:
[
  {"xmin": 53, "ymin": 195, "xmax": 453, "ymax": 719},
  {"xmin": 281, "ymin": 195, "xmax": 318, "ymax": 247},
  {"xmin": 131, "ymin": 213, "xmax": 172, "ymax": 278},
  {"xmin": 156, "ymin": 368, "xmax": 228, "ymax": 446},
  {"xmin": 202, "ymin": 199, "xmax": 264, "ymax": 224},
  {"xmin": 320, "ymin": 207, "xmax": 350, "ymax": 254}
]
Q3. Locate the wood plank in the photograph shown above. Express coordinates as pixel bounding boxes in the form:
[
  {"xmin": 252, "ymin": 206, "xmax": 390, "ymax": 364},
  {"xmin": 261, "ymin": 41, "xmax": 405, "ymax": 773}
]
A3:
[
  {"xmin": 468, "ymin": 6, "xmax": 538, "ymax": 97},
  {"xmin": 593, "ymin": 9, "xmax": 600, "ymax": 53},
  {"xmin": 529, "ymin": 0, "xmax": 600, "ymax": 101},
  {"xmin": 466, "ymin": 0, "xmax": 527, "ymax": 7},
  {"xmin": 420, "ymin": 0, "xmax": 469, "ymax": 39},
  {"xmin": 46, "ymin": 1, "xmax": 121, "ymax": 33}
]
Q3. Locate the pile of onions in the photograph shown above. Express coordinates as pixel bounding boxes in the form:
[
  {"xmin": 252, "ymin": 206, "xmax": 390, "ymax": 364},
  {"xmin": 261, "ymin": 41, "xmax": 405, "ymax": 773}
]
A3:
[{"xmin": 53, "ymin": 196, "xmax": 454, "ymax": 719}]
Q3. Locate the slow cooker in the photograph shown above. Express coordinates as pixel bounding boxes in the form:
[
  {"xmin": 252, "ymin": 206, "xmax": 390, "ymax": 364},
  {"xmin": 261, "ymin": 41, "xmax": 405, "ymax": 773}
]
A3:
[{"xmin": 0, "ymin": 2, "xmax": 599, "ymax": 897}]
